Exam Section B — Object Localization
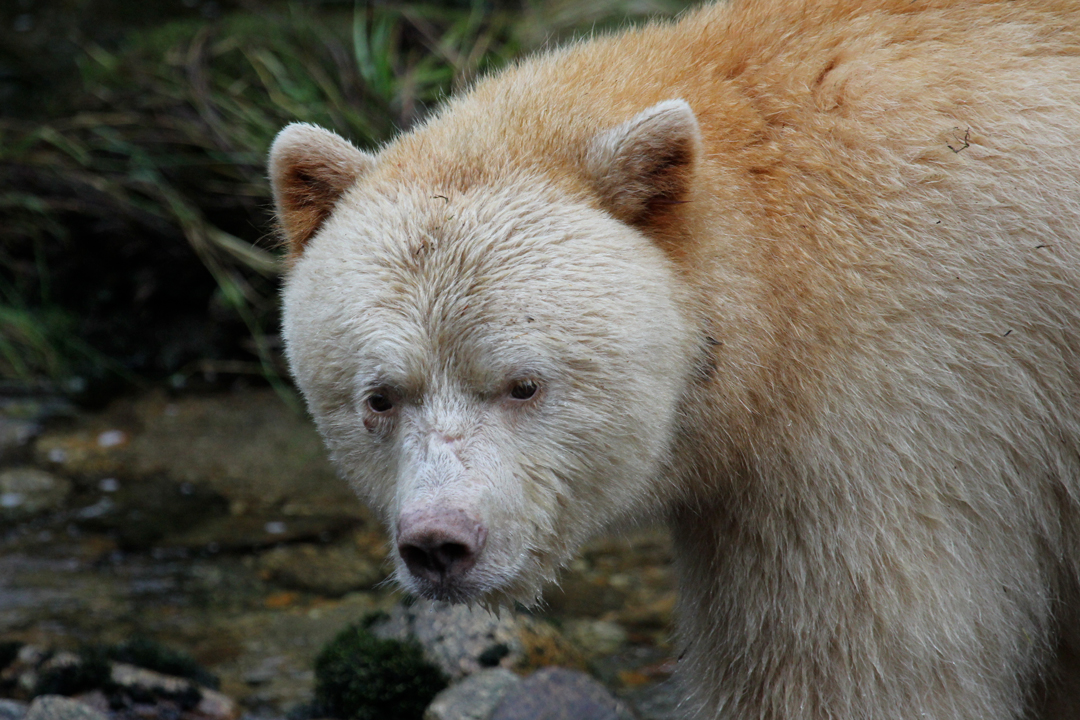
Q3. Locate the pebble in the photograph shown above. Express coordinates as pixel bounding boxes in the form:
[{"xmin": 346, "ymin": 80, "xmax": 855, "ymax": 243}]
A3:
[
  {"xmin": 490, "ymin": 667, "xmax": 637, "ymax": 720},
  {"xmin": 423, "ymin": 668, "xmax": 522, "ymax": 720},
  {"xmin": 25, "ymin": 696, "xmax": 109, "ymax": 720}
]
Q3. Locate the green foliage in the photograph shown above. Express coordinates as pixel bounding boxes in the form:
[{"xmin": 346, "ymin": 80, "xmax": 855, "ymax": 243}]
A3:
[
  {"xmin": 0, "ymin": 0, "xmax": 693, "ymax": 397},
  {"xmin": 313, "ymin": 624, "xmax": 448, "ymax": 720}
]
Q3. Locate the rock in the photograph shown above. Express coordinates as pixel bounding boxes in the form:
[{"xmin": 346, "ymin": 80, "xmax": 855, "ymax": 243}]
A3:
[
  {"xmin": 370, "ymin": 600, "xmax": 582, "ymax": 680},
  {"xmin": 543, "ymin": 573, "xmax": 632, "ymax": 618},
  {"xmin": 371, "ymin": 601, "xmax": 521, "ymax": 680},
  {"xmin": 34, "ymin": 390, "xmax": 366, "ymax": 519},
  {"xmin": 110, "ymin": 662, "xmax": 240, "ymax": 719},
  {"xmin": 515, "ymin": 619, "xmax": 586, "ymax": 673},
  {"xmin": 0, "ymin": 699, "xmax": 28, "ymax": 720},
  {"xmin": 0, "ymin": 468, "xmax": 71, "ymax": 520},
  {"xmin": 24, "ymin": 696, "xmax": 109, "ymax": 720},
  {"xmin": 256, "ymin": 532, "xmax": 389, "ymax": 596},
  {"xmin": 490, "ymin": 667, "xmax": 637, "ymax": 720},
  {"xmin": 423, "ymin": 668, "xmax": 522, "ymax": 720},
  {"xmin": 164, "ymin": 513, "xmax": 358, "ymax": 553},
  {"xmin": 0, "ymin": 418, "xmax": 40, "ymax": 464},
  {"xmin": 563, "ymin": 620, "xmax": 629, "ymax": 658}
]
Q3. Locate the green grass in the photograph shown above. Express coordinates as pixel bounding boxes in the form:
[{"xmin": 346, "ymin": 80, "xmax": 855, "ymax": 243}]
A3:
[{"xmin": 0, "ymin": 0, "xmax": 694, "ymax": 396}]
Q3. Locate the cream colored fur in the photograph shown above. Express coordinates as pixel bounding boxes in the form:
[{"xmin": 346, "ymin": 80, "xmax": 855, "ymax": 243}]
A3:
[{"xmin": 271, "ymin": 0, "xmax": 1080, "ymax": 717}]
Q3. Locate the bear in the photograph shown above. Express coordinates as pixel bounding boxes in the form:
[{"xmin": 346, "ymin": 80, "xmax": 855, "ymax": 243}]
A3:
[{"xmin": 268, "ymin": 0, "xmax": 1080, "ymax": 717}]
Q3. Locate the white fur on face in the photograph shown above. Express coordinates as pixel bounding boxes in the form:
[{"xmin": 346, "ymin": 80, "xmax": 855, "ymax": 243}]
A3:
[{"xmin": 282, "ymin": 176, "xmax": 695, "ymax": 603}]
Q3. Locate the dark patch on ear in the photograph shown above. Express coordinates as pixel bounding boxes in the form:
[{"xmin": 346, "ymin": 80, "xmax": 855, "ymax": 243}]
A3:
[
  {"xmin": 587, "ymin": 99, "xmax": 701, "ymax": 229},
  {"xmin": 268, "ymin": 123, "xmax": 375, "ymax": 261}
]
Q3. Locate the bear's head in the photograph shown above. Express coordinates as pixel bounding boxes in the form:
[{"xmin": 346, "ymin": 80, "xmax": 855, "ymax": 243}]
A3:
[{"xmin": 271, "ymin": 101, "xmax": 699, "ymax": 605}]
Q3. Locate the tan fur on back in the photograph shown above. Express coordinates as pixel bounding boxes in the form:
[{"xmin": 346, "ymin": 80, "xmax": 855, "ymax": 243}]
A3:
[{"xmin": 272, "ymin": 1, "xmax": 1080, "ymax": 717}]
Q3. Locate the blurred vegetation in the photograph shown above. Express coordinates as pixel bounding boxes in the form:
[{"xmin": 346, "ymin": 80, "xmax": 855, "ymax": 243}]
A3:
[{"xmin": 0, "ymin": 0, "xmax": 694, "ymax": 403}]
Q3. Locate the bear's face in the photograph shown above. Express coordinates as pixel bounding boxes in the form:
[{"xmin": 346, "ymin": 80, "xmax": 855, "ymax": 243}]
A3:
[
  {"xmin": 283, "ymin": 177, "xmax": 691, "ymax": 603},
  {"xmin": 272, "ymin": 101, "xmax": 701, "ymax": 603}
]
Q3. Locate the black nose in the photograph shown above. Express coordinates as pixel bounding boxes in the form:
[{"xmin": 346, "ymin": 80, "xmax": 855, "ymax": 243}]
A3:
[{"xmin": 399, "ymin": 539, "xmax": 475, "ymax": 582}]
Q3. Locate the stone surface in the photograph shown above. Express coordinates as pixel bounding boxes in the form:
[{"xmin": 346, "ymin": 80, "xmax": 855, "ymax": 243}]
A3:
[
  {"xmin": 490, "ymin": 667, "xmax": 637, "ymax": 720},
  {"xmin": 0, "ymin": 419, "xmax": 40, "ymax": 466},
  {"xmin": 563, "ymin": 620, "xmax": 629, "ymax": 658},
  {"xmin": 33, "ymin": 390, "xmax": 367, "ymax": 519},
  {"xmin": 0, "ymin": 469, "xmax": 71, "ymax": 520},
  {"xmin": 371, "ymin": 601, "xmax": 524, "ymax": 680},
  {"xmin": 0, "ymin": 699, "xmax": 27, "ymax": 720},
  {"xmin": 25, "ymin": 696, "xmax": 108, "ymax": 720},
  {"xmin": 254, "ymin": 530, "xmax": 389, "ymax": 596},
  {"xmin": 423, "ymin": 668, "xmax": 522, "ymax": 720},
  {"xmin": 371, "ymin": 600, "xmax": 582, "ymax": 680}
]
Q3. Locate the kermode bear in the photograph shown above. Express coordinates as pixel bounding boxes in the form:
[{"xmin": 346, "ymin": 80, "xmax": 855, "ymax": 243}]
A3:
[{"xmin": 270, "ymin": 0, "xmax": 1080, "ymax": 717}]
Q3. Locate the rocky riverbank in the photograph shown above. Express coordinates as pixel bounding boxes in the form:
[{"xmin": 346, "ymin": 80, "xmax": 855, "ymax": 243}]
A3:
[{"xmin": 0, "ymin": 388, "xmax": 680, "ymax": 719}]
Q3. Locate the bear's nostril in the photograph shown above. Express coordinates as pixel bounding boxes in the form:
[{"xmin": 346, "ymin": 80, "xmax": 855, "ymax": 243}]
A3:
[{"xmin": 399, "ymin": 540, "xmax": 474, "ymax": 580}]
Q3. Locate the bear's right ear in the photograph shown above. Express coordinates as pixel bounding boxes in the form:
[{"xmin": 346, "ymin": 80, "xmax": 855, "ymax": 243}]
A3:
[{"xmin": 268, "ymin": 123, "xmax": 375, "ymax": 259}]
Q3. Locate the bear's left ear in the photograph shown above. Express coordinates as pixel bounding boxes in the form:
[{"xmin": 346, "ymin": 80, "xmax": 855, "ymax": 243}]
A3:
[
  {"xmin": 586, "ymin": 99, "xmax": 701, "ymax": 228},
  {"xmin": 269, "ymin": 123, "xmax": 375, "ymax": 259}
]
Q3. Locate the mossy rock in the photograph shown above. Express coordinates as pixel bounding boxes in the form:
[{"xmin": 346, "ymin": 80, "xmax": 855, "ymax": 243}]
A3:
[
  {"xmin": 106, "ymin": 637, "xmax": 219, "ymax": 690},
  {"xmin": 314, "ymin": 623, "xmax": 448, "ymax": 720}
]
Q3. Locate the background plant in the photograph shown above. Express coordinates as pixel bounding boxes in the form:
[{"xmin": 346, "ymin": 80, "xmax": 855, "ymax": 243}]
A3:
[{"xmin": 0, "ymin": 0, "xmax": 693, "ymax": 402}]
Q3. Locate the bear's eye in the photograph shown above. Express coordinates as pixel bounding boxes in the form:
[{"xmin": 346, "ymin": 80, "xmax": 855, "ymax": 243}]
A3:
[
  {"xmin": 367, "ymin": 392, "xmax": 394, "ymax": 413},
  {"xmin": 509, "ymin": 380, "xmax": 539, "ymax": 400}
]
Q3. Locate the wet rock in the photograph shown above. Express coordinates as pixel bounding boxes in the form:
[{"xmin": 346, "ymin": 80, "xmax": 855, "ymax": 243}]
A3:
[
  {"xmin": 370, "ymin": 600, "xmax": 582, "ymax": 680},
  {"xmin": 490, "ymin": 667, "xmax": 637, "ymax": 720},
  {"xmin": 423, "ymin": 668, "xmax": 521, "ymax": 720},
  {"xmin": 0, "ymin": 393, "xmax": 72, "ymax": 465},
  {"xmin": 544, "ymin": 573, "xmax": 632, "ymax": 618},
  {"xmin": 0, "ymin": 699, "xmax": 27, "ymax": 720},
  {"xmin": 0, "ymin": 418, "xmax": 40, "ymax": 465},
  {"xmin": 0, "ymin": 468, "xmax": 71, "ymax": 520},
  {"xmin": 72, "ymin": 477, "xmax": 229, "ymax": 551},
  {"xmin": 515, "ymin": 619, "xmax": 586, "ymax": 673},
  {"xmin": 34, "ymin": 390, "xmax": 366, "ymax": 519},
  {"xmin": 256, "ymin": 532, "xmax": 389, "ymax": 597},
  {"xmin": 164, "ymin": 514, "xmax": 357, "ymax": 553},
  {"xmin": 563, "ymin": 620, "xmax": 629, "ymax": 658},
  {"xmin": 24, "ymin": 695, "xmax": 108, "ymax": 720}
]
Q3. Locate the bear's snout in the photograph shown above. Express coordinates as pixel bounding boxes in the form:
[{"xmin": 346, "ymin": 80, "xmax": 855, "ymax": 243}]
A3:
[{"xmin": 396, "ymin": 506, "xmax": 487, "ymax": 595}]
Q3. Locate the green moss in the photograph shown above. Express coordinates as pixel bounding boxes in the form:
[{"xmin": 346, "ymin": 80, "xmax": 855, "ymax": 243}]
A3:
[
  {"xmin": 32, "ymin": 647, "xmax": 114, "ymax": 698},
  {"xmin": 314, "ymin": 624, "xmax": 448, "ymax": 720}
]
